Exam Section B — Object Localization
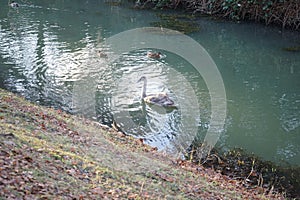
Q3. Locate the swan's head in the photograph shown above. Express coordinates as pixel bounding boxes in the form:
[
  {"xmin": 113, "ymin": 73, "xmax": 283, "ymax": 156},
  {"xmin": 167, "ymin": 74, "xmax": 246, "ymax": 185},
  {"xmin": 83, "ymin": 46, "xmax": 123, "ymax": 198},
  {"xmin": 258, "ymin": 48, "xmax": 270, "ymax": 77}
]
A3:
[{"xmin": 137, "ymin": 76, "xmax": 147, "ymax": 83}]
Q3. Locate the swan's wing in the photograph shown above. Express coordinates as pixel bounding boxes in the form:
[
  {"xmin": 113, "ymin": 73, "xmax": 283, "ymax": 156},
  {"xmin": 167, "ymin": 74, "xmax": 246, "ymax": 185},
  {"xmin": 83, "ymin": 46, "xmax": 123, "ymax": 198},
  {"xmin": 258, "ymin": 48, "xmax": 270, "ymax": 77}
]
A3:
[
  {"xmin": 144, "ymin": 93, "xmax": 176, "ymax": 107},
  {"xmin": 157, "ymin": 92, "xmax": 167, "ymax": 97},
  {"xmin": 144, "ymin": 93, "xmax": 167, "ymax": 103},
  {"xmin": 143, "ymin": 95, "xmax": 157, "ymax": 104}
]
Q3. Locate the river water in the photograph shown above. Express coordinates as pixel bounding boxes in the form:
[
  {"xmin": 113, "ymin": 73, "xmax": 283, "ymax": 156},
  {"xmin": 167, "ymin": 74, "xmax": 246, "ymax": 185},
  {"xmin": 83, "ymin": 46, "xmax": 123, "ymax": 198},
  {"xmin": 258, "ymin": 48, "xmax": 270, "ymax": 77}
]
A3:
[{"xmin": 0, "ymin": 0, "xmax": 299, "ymax": 166}]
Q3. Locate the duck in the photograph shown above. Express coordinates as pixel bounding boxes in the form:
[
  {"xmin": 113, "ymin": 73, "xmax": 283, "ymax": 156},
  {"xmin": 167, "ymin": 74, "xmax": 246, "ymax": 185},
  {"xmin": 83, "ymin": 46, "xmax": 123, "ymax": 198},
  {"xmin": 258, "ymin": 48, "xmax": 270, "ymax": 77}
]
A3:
[
  {"xmin": 9, "ymin": 1, "xmax": 19, "ymax": 8},
  {"xmin": 137, "ymin": 76, "xmax": 176, "ymax": 108},
  {"xmin": 147, "ymin": 51, "xmax": 162, "ymax": 59}
]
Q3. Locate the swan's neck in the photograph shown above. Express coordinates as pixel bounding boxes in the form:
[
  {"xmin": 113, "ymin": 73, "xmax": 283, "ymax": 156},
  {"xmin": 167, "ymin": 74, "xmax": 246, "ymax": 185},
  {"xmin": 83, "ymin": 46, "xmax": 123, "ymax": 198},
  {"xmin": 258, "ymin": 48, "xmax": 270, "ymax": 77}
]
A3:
[{"xmin": 141, "ymin": 79, "xmax": 147, "ymax": 98}]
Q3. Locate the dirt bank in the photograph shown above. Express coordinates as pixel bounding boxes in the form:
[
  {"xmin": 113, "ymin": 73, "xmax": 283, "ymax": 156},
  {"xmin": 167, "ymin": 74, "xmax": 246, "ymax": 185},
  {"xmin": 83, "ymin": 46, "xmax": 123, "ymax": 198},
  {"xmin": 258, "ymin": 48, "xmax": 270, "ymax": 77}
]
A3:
[
  {"xmin": 135, "ymin": 0, "xmax": 300, "ymax": 30},
  {"xmin": 0, "ymin": 88, "xmax": 285, "ymax": 199}
]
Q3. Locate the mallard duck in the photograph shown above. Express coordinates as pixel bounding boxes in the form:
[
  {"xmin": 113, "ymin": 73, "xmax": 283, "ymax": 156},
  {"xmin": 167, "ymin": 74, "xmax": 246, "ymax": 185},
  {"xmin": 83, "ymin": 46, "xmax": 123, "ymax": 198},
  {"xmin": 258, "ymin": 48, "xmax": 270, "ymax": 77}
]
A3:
[
  {"xmin": 137, "ymin": 76, "xmax": 176, "ymax": 108},
  {"xmin": 147, "ymin": 51, "xmax": 162, "ymax": 59},
  {"xmin": 9, "ymin": 1, "xmax": 19, "ymax": 8}
]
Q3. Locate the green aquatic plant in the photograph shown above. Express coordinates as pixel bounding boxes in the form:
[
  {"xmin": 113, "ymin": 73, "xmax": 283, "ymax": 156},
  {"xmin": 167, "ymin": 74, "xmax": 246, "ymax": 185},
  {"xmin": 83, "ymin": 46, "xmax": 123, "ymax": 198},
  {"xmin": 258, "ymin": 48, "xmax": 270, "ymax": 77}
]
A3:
[
  {"xmin": 104, "ymin": 0, "xmax": 122, "ymax": 6},
  {"xmin": 150, "ymin": 13, "xmax": 200, "ymax": 33},
  {"xmin": 282, "ymin": 46, "xmax": 300, "ymax": 52},
  {"xmin": 157, "ymin": 13, "xmax": 196, "ymax": 20}
]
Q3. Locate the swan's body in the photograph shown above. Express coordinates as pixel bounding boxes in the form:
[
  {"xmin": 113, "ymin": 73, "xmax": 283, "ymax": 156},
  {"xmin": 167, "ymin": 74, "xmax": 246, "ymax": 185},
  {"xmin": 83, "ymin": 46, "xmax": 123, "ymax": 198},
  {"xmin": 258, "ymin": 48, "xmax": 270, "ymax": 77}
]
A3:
[
  {"xmin": 137, "ymin": 76, "xmax": 176, "ymax": 108},
  {"xmin": 10, "ymin": 1, "xmax": 19, "ymax": 8},
  {"xmin": 147, "ymin": 52, "xmax": 162, "ymax": 59}
]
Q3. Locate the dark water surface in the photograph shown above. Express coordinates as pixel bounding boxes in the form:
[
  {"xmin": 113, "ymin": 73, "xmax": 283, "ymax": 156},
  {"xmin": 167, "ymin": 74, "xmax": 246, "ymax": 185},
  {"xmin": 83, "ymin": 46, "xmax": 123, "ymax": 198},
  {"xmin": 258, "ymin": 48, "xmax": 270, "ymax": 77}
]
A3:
[{"xmin": 0, "ymin": 0, "xmax": 299, "ymax": 165}]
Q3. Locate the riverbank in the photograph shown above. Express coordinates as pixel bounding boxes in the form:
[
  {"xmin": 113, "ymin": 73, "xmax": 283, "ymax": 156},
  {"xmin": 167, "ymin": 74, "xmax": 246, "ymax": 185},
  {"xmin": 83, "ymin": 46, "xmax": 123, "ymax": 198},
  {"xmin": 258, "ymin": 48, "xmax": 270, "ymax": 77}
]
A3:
[
  {"xmin": 0, "ymin": 88, "xmax": 286, "ymax": 199},
  {"xmin": 134, "ymin": 0, "xmax": 300, "ymax": 31}
]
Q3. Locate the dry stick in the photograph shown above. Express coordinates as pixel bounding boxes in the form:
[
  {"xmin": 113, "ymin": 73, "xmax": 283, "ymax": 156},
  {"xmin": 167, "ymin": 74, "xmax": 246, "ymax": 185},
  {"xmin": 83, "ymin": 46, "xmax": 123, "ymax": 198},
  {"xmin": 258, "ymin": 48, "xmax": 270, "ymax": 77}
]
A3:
[
  {"xmin": 246, "ymin": 159, "xmax": 255, "ymax": 182},
  {"xmin": 267, "ymin": 13, "xmax": 278, "ymax": 26},
  {"xmin": 200, "ymin": 148, "xmax": 212, "ymax": 165},
  {"xmin": 139, "ymin": 181, "xmax": 145, "ymax": 195},
  {"xmin": 241, "ymin": 8, "xmax": 247, "ymax": 20},
  {"xmin": 173, "ymin": 0, "xmax": 181, "ymax": 8},
  {"xmin": 283, "ymin": 3, "xmax": 293, "ymax": 29},
  {"xmin": 255, "ymin": 5, "xmax": 259, "ymax": 21},
  {"xmin": 247, "ymin": 161, "xmax": 264, "ymax": 188},
  {"xmin": 189, "ymin": 145, "xmax": 195, "ymax": 161},
  {"xmin": 296, "ymin": 5, "xmax": 300, "ymax": 29},
  {"xmin": 268, "ymin": 185, "xmax": 274, "ymax": 196},
  {"xmin": 211, "ymin": 153, "xmax": 222, "ymax": 164},
  {"xmin": 296, "ymin": 21, "xmax": 300, "ymax": 29},
  {"xmin": 290, "ymin": 7, "xmax": 298, "ymax": 28},
  {"xmin": 258, "ymin": 173, "xmax": 264, "ymax": 188}
]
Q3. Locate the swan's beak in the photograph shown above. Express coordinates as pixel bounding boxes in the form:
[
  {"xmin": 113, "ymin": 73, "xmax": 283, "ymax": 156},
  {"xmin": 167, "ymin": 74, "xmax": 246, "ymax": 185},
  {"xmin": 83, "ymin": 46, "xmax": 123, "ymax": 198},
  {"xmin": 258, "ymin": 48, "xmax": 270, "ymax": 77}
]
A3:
[
  {"xmin": 137, "ymin": 76, "xmax": 146, "ymax": 83},
  {"xmin": 137, "ymin": 77, "xmax": 143, "ymax": 83}
]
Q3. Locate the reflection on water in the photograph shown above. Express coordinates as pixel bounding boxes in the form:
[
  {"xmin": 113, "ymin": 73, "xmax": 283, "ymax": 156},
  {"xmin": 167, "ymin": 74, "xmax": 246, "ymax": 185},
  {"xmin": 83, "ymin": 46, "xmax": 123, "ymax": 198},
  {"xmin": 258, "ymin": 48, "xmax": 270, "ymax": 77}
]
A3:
[
  {"xmin": 0, "ymin": 0, "xmax": 299, "ymax": 165},
  {"xmin": 109, "ymin": 51, "xmax": 204, "ymax": 152}
]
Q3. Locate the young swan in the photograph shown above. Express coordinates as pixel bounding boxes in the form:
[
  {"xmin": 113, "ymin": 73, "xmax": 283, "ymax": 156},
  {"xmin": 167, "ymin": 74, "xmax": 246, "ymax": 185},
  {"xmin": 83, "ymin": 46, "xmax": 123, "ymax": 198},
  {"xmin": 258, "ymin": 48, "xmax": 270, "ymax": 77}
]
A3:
[{"xmin": 137, "ymin": 76, "xmax": 176, "ymax": 108}]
